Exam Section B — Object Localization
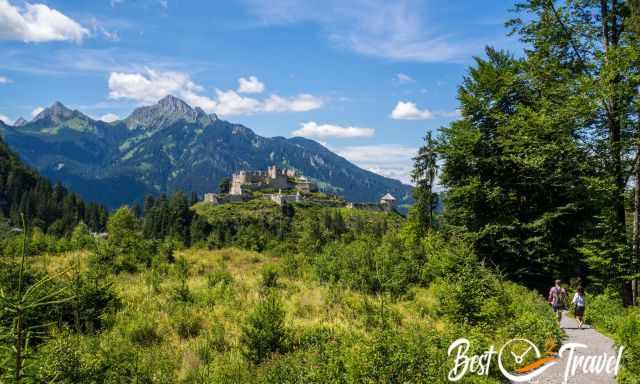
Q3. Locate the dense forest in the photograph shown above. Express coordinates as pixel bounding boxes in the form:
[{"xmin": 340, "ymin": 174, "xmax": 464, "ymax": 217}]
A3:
[
  {"xmin": 3, "ymin": 0, "xmax": 640, "ymax": 383},
  {"xmin": 0, "ymin": 136, "xmax": 108, "ymax": 236},
  {"xmin": 422, "ymin": 1, "xmax": 640, "ymax": 303}
]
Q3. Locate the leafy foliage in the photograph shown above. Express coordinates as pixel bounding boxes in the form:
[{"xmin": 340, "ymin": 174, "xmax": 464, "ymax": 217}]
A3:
[
  {"xmin": 438, "ymin": 48, "xmax": 594, "ymax": 291},
  {"xmin": 241, "ymin": 293, "xmax": 289, "ymax": 365}
]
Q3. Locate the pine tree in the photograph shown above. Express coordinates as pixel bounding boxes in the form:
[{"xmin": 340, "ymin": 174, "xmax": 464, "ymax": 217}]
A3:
[
  {"xmin": 218, "ymin": 177, "xmax": 231, "ymax": 194},
  {"xmin": 411, "ymin": 131, "xmax": 439, "ymax": 234}
]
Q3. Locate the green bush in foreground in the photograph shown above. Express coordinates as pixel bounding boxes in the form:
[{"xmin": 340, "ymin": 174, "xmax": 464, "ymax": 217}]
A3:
[
  {"xmin": 241, "ymin": 294, "xmax": 289, "ymax": 364},
  {"xmin": 616, "ymin": 310, "xmax": 640, "ymax": 384},
  {"xmin": 586, "ymin": 293, "xmax": 640, "ymax": 383}
]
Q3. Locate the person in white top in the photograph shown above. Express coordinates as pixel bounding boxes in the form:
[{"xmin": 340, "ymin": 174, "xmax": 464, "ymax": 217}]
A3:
[{"xmin": 572, "ymin": 286, "xmax": 586, "ymax": 329}]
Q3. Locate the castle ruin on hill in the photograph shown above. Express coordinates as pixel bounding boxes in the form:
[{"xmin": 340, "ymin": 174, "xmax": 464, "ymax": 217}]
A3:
[
  {"xmin": 204, "ymin": 164, "xmax": 396, "ymax": 212},
  {"xmin": 229, "ymin": 165, "xmax": 316, "ymax": 195}
]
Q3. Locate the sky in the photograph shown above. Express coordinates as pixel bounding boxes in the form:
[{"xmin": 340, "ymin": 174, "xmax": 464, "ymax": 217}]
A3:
[{"xmin": 0, "ymin": 0, "xmax": 521, "ymax": 184}]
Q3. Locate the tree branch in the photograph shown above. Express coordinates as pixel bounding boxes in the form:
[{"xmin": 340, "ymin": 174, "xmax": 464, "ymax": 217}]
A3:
[{"xmin": 545, "ymin": 0, "xmax": 586, "ymax": 65}]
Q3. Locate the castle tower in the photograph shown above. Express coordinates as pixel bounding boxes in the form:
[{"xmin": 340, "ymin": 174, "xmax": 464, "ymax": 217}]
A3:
[
  {"xmin": 268, "ymin": 165, "xmax": 278, "ymax": 179},
  {"xmin": 380, "ymin": 193, "xmax": 396, "ymax": 211}
]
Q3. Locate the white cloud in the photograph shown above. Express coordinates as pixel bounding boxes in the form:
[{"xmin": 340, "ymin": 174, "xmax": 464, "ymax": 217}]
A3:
[
  {"xmin": 214, "ymin": 89, "xmax": 262, "ymax": 115},
  {"xmin": 244, "ymin": 0, "xmax": 479, "ymax": 63},
  {"xmin": 88, "ymin": 17, "xmax": 119, "ymax": 42},
  {"xmin": 0, "ymin": 114, "xmax": 10, "ymax": 124},
  {"xmin": 0, "ymin": 0, "xmax": 89, "ymax": 43},
  {"xmin": 395, "ymin": 73, "xmax": 413, "ymax": 84},
  {"xmin": 108, "ymin": 68, "xmax": 217, "ymax": 112},
  {"xmin": 31, "ymin": 106, "xmax": 44, "ymax": 117},
  {"xmin": 108, "ymin": 68, "xmax": 323, "ymax": 116},
  {"xmin": 390, "ymin": 101, "xmax": 433, "ymax": 120},
  {"xmin": 336, "ymin": 144, "xmax": 416, "ymax": 163},
  {"xmin": 262, "ymin": 94, "xmax": 323, "ymax": 112},
  {"xmin": 99, "ymin": 113, "xmax": 119, "ymax": 122},
  {"xmin": 101, "ymin": 28, "xmax": 119, "ymax": 41},
  {"xmin": 291, "ymin": 121, "xmax": 374, "ymax": 139},
  {"xmin": 334, "ymin": 144, "xmax": 418, "ymax": 184},
  {"xmin": 237, "ymin": 75, "xmax": 265, "ymax": 94},
  {"xmin": 213, "ymin": 91, "xmax": 323, "ymax": 116},
  {"xmin": 0, "ymin": 76, "xmax": 9, "ymax": 84}
]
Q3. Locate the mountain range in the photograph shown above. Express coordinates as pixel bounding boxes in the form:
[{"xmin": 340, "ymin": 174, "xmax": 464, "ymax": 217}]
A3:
[{"xmin": 0, "ymin": 95, "xmax": 413, "ymax": 209}]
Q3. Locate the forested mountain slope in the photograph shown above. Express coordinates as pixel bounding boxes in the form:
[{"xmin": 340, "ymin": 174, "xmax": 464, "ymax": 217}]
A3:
[
  {"xmin": 0, "ymin": 96, "xmax": 412, "ymax": 209},
  {"xmin": 0, "ymin": 128, "xmax": 107, "ymax": 234}
]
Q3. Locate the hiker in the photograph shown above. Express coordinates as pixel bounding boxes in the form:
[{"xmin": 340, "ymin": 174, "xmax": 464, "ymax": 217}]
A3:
[
  {"xmin": 572, "ymin": 286, "xmax": 586, "ymax": 329},
  {"xmin": 548, "ymin": 279, "xmax": 567, "ymax": 322}
]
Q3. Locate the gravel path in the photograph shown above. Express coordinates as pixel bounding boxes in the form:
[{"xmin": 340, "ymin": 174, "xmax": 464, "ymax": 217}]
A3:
[{"xmin": 513, "ymin": 311, "xmax": 618, "ymax": 384}]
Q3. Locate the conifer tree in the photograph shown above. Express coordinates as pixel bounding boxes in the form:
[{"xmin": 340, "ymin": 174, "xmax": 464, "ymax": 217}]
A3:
[{"xmin": 411, "ymin": 132, "xmax": 439, "ymax": 234}]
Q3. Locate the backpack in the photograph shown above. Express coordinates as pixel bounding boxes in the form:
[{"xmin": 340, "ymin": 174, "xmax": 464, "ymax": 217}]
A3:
[{"xmin": 548, "ymin": 287, "xmax": 565, "ymax": 308}]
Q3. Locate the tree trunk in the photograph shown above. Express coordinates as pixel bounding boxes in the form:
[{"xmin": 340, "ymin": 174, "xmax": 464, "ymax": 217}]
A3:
[
  {"xmin": 634, "ymin": 146, "xmax": 640, "ymax": 306},
  {"xmin": 602, "ymin": 0, "xmax": 630, "ymax": 305}
]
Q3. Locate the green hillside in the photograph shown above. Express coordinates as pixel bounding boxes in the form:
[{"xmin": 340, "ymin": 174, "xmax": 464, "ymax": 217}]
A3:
[{"xmin": 0, "ymin": 132, "xmax": 107, "ymax": 235}]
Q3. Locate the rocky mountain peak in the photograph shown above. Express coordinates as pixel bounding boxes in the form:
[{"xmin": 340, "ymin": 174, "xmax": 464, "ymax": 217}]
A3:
[
  {"xmin": 158, "ymin": 95, "xmax": 193, "ymax": 114},
  {"xmin": 13, "ymin": 117, "xmax": 27, "ymax": 127},
  {"xmin": 126, "ymin": 95, "xmax": 206, "ymax": 130},
  {"xmin": 33, "ymin": 101, "xmax": 76, "ymax": 124}
]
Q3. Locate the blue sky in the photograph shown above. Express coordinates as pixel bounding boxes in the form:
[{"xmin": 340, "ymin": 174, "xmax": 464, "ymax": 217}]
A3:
[{"xmin": 0, "ymin": 0, "xmax": 520, "ymax": 183}]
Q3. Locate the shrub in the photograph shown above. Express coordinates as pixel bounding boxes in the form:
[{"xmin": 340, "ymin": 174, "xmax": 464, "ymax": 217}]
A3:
[
  {"xmin": 432, "ymin": 264, "xmax": 511, "ymax": 327},
  {"xmin": 195, "ymin": 323, "xmax": 227, "ymax": 364},
  {"xmin": 0, "ymin": 259, "xmax": 78, "ymax": 347},
  {"xmin": 36, "ymin": 330, "xmax": 100, "ymax": 383},
  {"xmin": 71, "ymin": 221, "xmax": 94, "ymax": 250},
  {"xmin": 348, "ymin": 326, "xmax": 455, "ymax": 384},
  {"xmin": 496, "ymin": 283, "xmax": 562, "ymax": 351},
  {"xmin": 145, "ymin": 267, "xmax": 163, "ymax": 293},
  {"xmin": 173, "ymin": 310, "xmax": 203, "ymax": 339},
  {"xmin": 159, "ymin": 238, "xmax": 177, "ymax": 263},
  {"xmin": 420, "ymin": 232, "xmax": 476, "ymax": 283},
  {"xmin": 260, "ymin": 265, "xmax": 279, "ymax": 290},
  {"xmin": 585, "ymin": 290, "xmax": 625, "ymax": 335},
  {"xmin": 206, "ymin": 268, "xmax": 234, "ymax": 288},
  {"xmin": 59, "ymin": 272, "xmax": 121, "ymax": 334},
  {"xmin": 208, "ymin": 350, "xmax": 253, "ymax": 383},
  {"xmin": 281, "ymin": 253, "xmax": 306, "ymax": 278},
  {"xmin": 97, "ymin": 206, "xmax": 159, "ymax": 273},
  {"xmin": 581, "ymin": 292, "xmax": 640, "ymax": 383},
  {"xmin": 172, "ymin": 256, "xmax": 193, "ymax": 302},
  {"xmin": 126, "ymin": 315, "xmax": 162, "ymax": 346},
  {"xmin": 616, "ymin": 309, "xmax": 640, "ymax": 383},
  {"xmin": 241, "ymin": 294, "xmax": 289, "ymax": 364}
]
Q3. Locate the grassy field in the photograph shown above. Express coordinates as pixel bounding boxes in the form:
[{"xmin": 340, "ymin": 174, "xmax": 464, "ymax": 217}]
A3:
[{"xmin": 24, "ymin": 242, "xmax": 560, "ymax": 383}]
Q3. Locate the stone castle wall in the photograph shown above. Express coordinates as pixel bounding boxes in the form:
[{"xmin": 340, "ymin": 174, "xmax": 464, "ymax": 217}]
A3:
[{"xmin": 230, "ymin": 165, "xmax": 296, "ymax": 195}]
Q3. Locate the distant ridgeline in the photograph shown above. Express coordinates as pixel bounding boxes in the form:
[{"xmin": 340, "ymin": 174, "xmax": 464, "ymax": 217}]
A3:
[
  {"xmin": 0, "ymin": 135, "xmax": 107, "ymax": 235},
  {"xmin": 0, "ymin": 95, "xmax": 412, "ymax": 209}
]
